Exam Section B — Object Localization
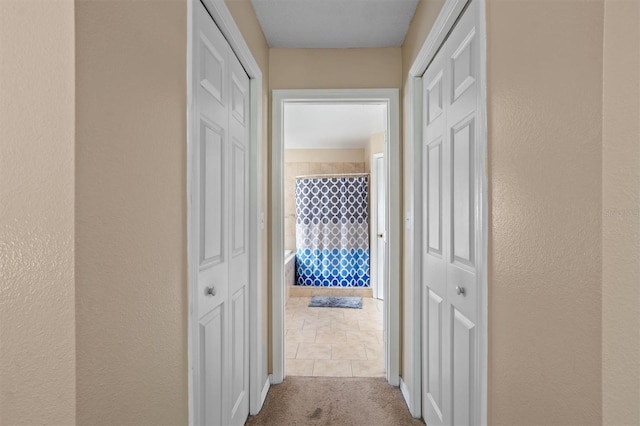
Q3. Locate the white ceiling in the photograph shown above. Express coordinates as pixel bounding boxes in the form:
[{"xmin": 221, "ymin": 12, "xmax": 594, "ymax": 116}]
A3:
[
  {"xmin": 250, "ymin": 0, "xmax": 420, "ymax": 48},
  {"xmin": 284, "ymin": 103, "xmax": 387, "ymax": 149}
]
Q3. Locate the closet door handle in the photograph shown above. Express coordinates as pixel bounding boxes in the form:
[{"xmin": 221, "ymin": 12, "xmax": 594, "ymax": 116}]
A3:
[
  {"xmin": 455, "ymin": 286, "xmax": 465, "ymax": 296},
  {"xmin": 377, "ymin": 233, "xmax": 384, "ymax": 238},
  {"xmin": 205, "ymin": 286, "xmax": 216, "ymax": 297}
]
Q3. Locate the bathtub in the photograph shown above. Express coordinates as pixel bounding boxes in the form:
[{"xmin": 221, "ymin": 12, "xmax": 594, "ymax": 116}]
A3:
[
  {"xmin": 284, "ymin": 250, "xmax": 373, "ymax": 298},
  {"xmin": 284, "ymin": 250, "xmax": 296, "ymax": 302}
]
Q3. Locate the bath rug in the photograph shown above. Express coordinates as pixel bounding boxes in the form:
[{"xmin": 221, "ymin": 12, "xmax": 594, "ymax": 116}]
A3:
[{"xmin": 308, "ymin": 296, "xmax": 362, "ymax": 309}]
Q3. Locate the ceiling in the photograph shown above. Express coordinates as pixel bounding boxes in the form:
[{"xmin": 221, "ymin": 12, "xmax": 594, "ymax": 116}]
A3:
[
  {"xmin": 284, "ymin": 103, "xmax": 387, "ymax": 150},
  {"xmin": 250, "ymin": 0, "xmax": 420, "ymax": 48}
]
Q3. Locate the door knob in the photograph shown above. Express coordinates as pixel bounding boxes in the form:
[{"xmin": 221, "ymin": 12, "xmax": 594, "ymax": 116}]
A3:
[
  {"xmin": 455, "ymin": 286, "xmax": 465, "ymax": 296},
  {"xmin": 378, "ymin": 233, "xmax": 384, "ymax": 238},
  {"xmin": 205, "ymin": 286, "xmax": 216, "ymax": 296}
]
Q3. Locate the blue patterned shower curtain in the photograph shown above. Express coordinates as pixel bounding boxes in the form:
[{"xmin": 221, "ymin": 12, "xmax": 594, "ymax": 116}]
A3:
[{"xmin": 295, "ymin": 176, "xmax": 370, "ymax": 287}]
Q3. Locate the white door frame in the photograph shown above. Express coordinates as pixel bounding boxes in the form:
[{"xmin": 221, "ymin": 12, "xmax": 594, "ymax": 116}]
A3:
[
  {"xmin": 404, "ymin": 0, "xmax": 488, "ymax": 421},
  {"xmin": 271, "ymin": 89, "xmax": 401, "ymax": 386},
  {"xmin": 370, "ymin": 152, "xmax": 385, "ymax": 301},
  {"xmin": 186, "ymin": 0, "xmax": 267, "ymax": 423}
]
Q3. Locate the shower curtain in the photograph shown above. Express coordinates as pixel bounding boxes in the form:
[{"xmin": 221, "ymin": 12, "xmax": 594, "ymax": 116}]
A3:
[{"xmin": 295, "ymin": 176, "xmax": 370, "ymax": 287}]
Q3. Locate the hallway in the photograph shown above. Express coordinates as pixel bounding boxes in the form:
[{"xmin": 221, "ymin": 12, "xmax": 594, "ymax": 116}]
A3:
[
  {"xmin": 246, "ymin": 377, "xmax": 424, "ymax": 426},
  {"xmin": 2, "ymin": 0, "xmax": 639, "ymax": 425}
]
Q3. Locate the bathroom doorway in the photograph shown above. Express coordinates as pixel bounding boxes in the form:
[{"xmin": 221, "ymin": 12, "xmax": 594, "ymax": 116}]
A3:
[{"xmin": 271, "ymin": 89, "xmax": 401, "ymax": 385}]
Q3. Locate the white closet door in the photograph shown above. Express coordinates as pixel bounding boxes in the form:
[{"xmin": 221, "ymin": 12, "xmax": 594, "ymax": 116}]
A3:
[
  {"xmin": 422, "ymin": 1, "xmax": 479, "ymax": 425},
  {"xmin": 193, "ymin": 1, "xmax": 250, "ymax": 424},
  {"xmin": 226, "ymin": 21, "xmax": 251, "ymax": 426},
  {"xmin": 446, "ymin": 2, "xmax": 479, "ymax": 423},
  {"xmin": 422, "ymin": 33, "xmax": 450, "ymax": 426}
]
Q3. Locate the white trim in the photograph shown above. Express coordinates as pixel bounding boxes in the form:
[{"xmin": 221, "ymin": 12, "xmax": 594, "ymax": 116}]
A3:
[
  {"xmin": 271, "ymin": 90, "xmax": 286, "ymax": 384},
  {"xmin": 408, "ymin": 0, "xmax": 469, "ymax": 77},
  {"xmin": 400, "ymin": 378, "xmax": 412, "ymax": 414},
  {"xmin": 260, "ymin": 375, "xmax": 271, "ymax": 408},
  {"xmin": 201, "ymin": 0, "xmax": 261, "ymax": 75},
  {"xmin": 370, "ymin": 152, "xmax": 385, "ymax": 301},
  {"xmin": 271, "ymin": 89, "xmax": 401, "ymax": 386},
  {"xmin": 248, "ymin": 75, "xmax": 265, "ymax": 417},
  {"xmin": 186, "ymin": 1, "xmax": 195, "ymax": 422},
  {"xmin": 405, "ymin": 0, "xmax": 488, "ymax": 423},
  {"xmin": 187, "ymin": 1, "xmax": 266, "ymax": 424},
  {"xmin": 402, "ymin": 74, "xmax": 424, "ymax": 419},
  {"xmin": 477, "ymin": 1, "xmax": 489, "ymax": 423}
]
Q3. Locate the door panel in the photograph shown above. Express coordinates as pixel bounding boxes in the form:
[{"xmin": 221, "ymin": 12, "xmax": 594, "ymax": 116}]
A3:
[
  {"xmin": 451, "ymin": 308, "xmax": 475, "ymax": 426},
  {"xmin": 427, "ymin": 71, "xmax": 444, "ymax": 124},
  {"xmin": 199, "ymin": 36, "xmax": 225, "ymax": 103},
  {"xmin": 230, "ymin": 288, "xmax": 246, "ymax": 416},
  {"xmin": 427, "ymin": 140, "xmax": 442, "ymax": 255},
  {"xmin": 231, "ymin": 76, "xmax": 247, "ymax": 125},
  {"xmin": 201, "ymin": 120, "xmax": 224, "ymax": 264},
  {"xmin": 451, "ymin": 30, "xmax": 476, "ymax": 102},
  {"xmin": 231, "ymin": 141, "xmax": 246, "ymax": 256},
  {"xmin": 422, "ymin": 1, "xmax": 479, "ymax": 425},
  {"xmin": 450, "ymin": 115, "xmax": 475, "ymax": 266},
  {"xmin": 426, "ymin": 289, "xmax": 444, "ymax": 421},
  {"xmin": 200, "ymin": 307, "xmax": 224, "ymax": 426}
]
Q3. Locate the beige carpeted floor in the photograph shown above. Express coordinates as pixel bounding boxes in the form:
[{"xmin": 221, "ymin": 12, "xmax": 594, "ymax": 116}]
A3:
[{"xmin": 245, "ymin": 377, "xmax": 425, "ymax": 426}]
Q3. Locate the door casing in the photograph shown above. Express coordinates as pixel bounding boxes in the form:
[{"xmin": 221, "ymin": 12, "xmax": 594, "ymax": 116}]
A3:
[
  {"xmin": 186, "ymin": 0, "xmax": 267, "ymax": 423},
  {"xmin": 271, "ymin": 89, "xmax": 401, "ymax": 386},
  {"xmin": 404, "ymin": 0, "xmax": 488, "ymax": 421}
]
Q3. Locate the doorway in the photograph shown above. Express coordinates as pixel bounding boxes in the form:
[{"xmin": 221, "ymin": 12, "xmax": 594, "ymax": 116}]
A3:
[
  {"xmin": 283, "ymin": 103, "xmax": 386, "ymax": 377},
  {"xmin": 271, "ymin": 89, "xmax": 401, "ymax": 386}
]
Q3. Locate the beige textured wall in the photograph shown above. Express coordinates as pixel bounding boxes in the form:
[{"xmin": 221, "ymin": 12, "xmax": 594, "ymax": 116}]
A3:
[
  {"xmin": 486, "ymin": 0, "xmax": 604, "ymax": 423},
  {"xmin": 226, "ymin": 0, "xmax": 271, "ymax": 390},
  {"xmin": 75, "ymin": 1, "xmax": 188, "ymax": 424},
  {"xmin": 284, "ymin": 149, "xmax": 366, "ymax": 250},
  {"xmin": 0, "ymin": 1, "xmax": 76, "ymax": 424},
  {"xmin": 270, "ymin": 48, "xmax": 403, "ymax": 90},
  {"xmin": 602, "ymin": 0, "xmax": 640, "ymax": 424},
  {"xmin": 364, "ymin": 132, "xmax": 385, "ymax": 173}
]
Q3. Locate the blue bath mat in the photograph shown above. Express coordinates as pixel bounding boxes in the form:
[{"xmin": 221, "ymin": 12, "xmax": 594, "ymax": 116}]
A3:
[{"xmin": 308, "ymin": 296, "xmax": 362, "ymax": 309}]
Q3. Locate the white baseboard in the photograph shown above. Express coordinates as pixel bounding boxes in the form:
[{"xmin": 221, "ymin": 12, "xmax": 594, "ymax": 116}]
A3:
[
  {"xmin": 400, "ymin": 378, "xmax": 414, "ymax": 417},
  {"xmin": 250, "ymin": 375, "xmax": 271, "ymax": 415},
  {"xmin": 260, "ymin": 375, "xmax": 271, "ymax": 407}
]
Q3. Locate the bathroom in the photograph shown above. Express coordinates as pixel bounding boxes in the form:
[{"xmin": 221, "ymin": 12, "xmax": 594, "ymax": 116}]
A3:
[{"xmin": 282, "ymin": 102, "xmax": 388, "ymax": 378}]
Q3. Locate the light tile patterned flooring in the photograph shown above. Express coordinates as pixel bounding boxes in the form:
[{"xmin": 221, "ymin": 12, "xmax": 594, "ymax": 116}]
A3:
[{"xmin": 285, "ymin": 296, "xmax": 385, "ymax": 378}]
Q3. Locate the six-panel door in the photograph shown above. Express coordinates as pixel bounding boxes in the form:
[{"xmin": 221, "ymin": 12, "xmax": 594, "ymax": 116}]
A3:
[
  {"xmin": 195, "ymin": 1, "xmax": 250, "ymax": 425},
  {"xmin": 422, "ymin": 1, "xmax": 479, "ymax": 425}
]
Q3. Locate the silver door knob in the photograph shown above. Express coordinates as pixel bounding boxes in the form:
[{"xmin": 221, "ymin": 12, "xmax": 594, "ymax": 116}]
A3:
[
  {"xmin": 205, "ymin": 286, "xmax": 216, "ymax": 296},
  {"xmin": 456, "ymin": 286, "xmax": 465, "ymax": 296}
]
